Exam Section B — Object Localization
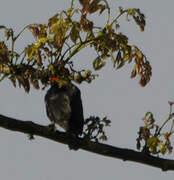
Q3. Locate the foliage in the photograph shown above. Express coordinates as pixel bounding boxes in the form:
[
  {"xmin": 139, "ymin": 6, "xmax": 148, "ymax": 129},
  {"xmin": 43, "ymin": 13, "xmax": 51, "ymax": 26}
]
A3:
[
  {"xmin": 137, "ymin": 102, "xmax": 174, "ymax": 155},
  {"xmin": 0, "ymin": 0, "xmax": 151, "ymax": 93},
  {"xmin": 83, "ymin": 116, "xmax": 111, "ymax": 142}
]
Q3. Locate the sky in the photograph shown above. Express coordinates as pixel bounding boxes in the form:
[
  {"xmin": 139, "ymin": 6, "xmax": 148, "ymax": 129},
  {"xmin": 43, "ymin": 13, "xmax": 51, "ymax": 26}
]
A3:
[{"xmin": 0, "ymin": 0, "xmax": 174, "ymax": 179}]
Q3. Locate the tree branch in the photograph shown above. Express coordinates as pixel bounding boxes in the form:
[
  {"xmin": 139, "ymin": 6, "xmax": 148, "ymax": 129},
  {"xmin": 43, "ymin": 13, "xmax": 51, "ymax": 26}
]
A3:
[{"xmin": 0, "ymin": 114, "xmax": 174, "ymax": 171}]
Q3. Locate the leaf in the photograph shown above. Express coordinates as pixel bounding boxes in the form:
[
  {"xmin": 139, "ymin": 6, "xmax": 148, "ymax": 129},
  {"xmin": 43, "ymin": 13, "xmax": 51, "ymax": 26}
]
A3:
[
  {"xmin": 0, "ymin": 25, "xmax": 6, "ymax": 30},
  {"xmin": 0, "ymin": 41, "xmax": 9, "ymax": 63},
  {"xmin": 158, "ymin": 142, "xmax": 166, "ymax": 155},
  {"xmin": 38, "ymin": 24, "xmax": 48, "ymax": 39},
  {"xmin": 117, "ymin": 59, "xmax": 125, "ymax": 69},
  {"xmin": 28, "ymin": 24, "xmax": 48, "ymax": 40},
  {"xmin": 80, "ymin": 16, "xmax": 93, "ymax": 32},
  {"xmin": 114, "ymin": 50, "xmax": 121, "ymax": 68},
  {"xmin": 127, "ymin": 8, "xmax": 136, "ymax": 16},
  {"xmin": 99, "ymin": 135, "xmax": 107, "ymax": 141},
  {"xmin": 93, "ymin": 57, "xmax": 106, "ymax": 70},
  {"xmin": 35, "ymin": 49, "xmax": 42, "ymax": 66},
  {"xmin": 27, "ymin": 45, "xmax": 36, "ymax": 61},
  {"xmin": 132, "ymin": 9, "xmax": 145, "ymax": 31},
  {"xmin": 48, "ymin": 64, "xmax": 55, "ymax": 74},
  {"xmin": 116, "ymin": 46, "xmax": 130, "ymax": 69},
  {"xmin": 0, "ymin": 64, "xmax": 10, "ymax": 74},
  {"xmin": 70, "ymin": 22, "xmax": 80, "ymax": 43},
  {"xmin": 147, "ymin": 137, "xmax": 158, "ymax": 154},
  {"xmin": 102, "ymin": 117, "xmax": 111, "ymax": 126},
  {"xmin": 30, "ymin": 78, "xmax": 39, "ymax": 89},
  {"xmin": 49, "ymin": 18, "xmax": 70, "ymax": 46},
  {"xmin": 35, "ymin": 36, "xmax": 52, "ymax": 48},
  {"xmin": 28, "ymin": 25, "xmax": 39, "ymax": 40},
  {"xmin": 145, "ymin": 112, "xmax": 153, "ymax": 119},
  {"xmin": 48, "ymin": 13, "xmax": 59, "ymax": 27},
  {"xmin": 131, "ymin": 66, "xmax": 137, "ymax": 78},
  {"xmin": 17, "ymin": 75, "xmax": 30, "ymax": 93},
  {"xmin": 5, "ymin": 28, "xmax": 13, "ymax": 40},
  {"xmin": 67, "ymin": 7, "xmax": 73, "ymax": 16},
  {"xmin": 9, "ymin": 76, "xmax": 16, "ymax": 88},
  {"xmin": 50, "ymin": 19, "xmax": 70, "ymax": 35}
]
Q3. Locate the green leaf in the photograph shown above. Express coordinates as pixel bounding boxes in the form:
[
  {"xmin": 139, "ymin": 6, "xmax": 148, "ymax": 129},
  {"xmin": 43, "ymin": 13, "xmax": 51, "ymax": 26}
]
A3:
[
  {"xmin": 67, "ymin": 7, "xmax": 73, "ymax": 16},
  {"xmin": 147, "ymin": 137, "xmax": 158, "ymax": 147},
  {"xmin": 48, "ymin": 64, "xmax": 55, "ymax": 74},
  {"xmin": 147, "ymin": 137, "xmax": 158, "ymax": 154},
  {"xmin": 93, "ymin": 57, "xmax": 106, "ymax": 70},
  {"xmin": 50, "ymin": 19, "xmax": 70, "ymax": 35},
  {"xmin": 70, "ymin": 22, "xmax": 80, "ymax": 43}
]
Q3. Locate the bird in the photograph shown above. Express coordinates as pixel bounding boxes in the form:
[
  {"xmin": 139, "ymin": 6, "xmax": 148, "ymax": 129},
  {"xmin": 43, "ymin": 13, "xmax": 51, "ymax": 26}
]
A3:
[{"xmin": 44, "ymin": 77, "xmax": 84, "ymax": 148}]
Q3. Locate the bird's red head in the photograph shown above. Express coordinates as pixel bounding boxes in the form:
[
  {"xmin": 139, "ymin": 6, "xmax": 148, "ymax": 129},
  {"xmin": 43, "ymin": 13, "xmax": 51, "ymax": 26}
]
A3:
[{"xmin": 50, "ymin": 67, "xmax": 69, "ymax": 85}]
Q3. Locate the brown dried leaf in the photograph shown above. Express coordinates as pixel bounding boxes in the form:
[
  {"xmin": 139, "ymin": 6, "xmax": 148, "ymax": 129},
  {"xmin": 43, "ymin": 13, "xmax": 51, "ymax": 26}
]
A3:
[
  {"xmin": 35, "ymin": 49, "xmax": 42, "ymax": 66},
  {"xmin": 28, "ymin": 25, "xmax": 39, "ymax": 40},
  {"xmin": 17, "ymin": 75, "xmax": 30, "ymax": 93}
]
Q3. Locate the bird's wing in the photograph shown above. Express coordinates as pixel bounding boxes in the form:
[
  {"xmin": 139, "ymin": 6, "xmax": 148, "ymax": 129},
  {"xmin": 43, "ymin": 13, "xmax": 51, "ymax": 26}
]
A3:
[
  {"xmin": 68, "ymin": 85, "xmax": 84, "ymax": 135},
  {"xmin": 45, "ymin": 89, "xmax": 71, "ymax": 130}
]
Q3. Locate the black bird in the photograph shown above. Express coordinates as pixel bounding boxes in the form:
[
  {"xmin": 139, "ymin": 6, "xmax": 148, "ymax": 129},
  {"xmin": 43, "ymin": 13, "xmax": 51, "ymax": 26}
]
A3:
[{"xmin": 45, "ymin": 78, "xmax": 84, "ymax": 141}]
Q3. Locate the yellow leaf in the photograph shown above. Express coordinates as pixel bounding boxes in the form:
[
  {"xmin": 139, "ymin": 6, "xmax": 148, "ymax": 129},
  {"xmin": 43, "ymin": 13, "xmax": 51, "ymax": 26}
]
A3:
[
  {"xmin": 147, "ymin": 137, "xmax": 158, "ymax": 147},
  {"xmin": 35, "ymin": 36, "xmax": 52, "ymax": 48},
  {"xmin": 93, "ymin": 57, "xmax": 106, "ymax": 70},
  {"xmin": 158, "ymin": 142, "xmax": 166, "ymax": 155}
]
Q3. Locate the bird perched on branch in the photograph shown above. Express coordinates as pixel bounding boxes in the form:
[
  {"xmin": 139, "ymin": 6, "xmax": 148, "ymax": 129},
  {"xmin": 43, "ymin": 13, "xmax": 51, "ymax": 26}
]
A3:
[{"xmin": 45, "ymin": 73, "xmax": 84, "ymax": 148}]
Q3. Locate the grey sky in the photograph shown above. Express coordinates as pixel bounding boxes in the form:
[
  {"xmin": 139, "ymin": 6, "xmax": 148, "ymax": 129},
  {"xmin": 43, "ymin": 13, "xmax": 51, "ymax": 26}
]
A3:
[{"xmin": 0, "ymin": 0, "xmax": 174, "ymax": 179}]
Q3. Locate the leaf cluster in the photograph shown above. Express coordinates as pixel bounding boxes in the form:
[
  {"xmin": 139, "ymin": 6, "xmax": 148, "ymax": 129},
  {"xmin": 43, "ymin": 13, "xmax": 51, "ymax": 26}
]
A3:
[
  {"xmin": 83, "ymin": 116, "xmax": 111, "ymax": 142},
  {"xmin": 137, "ymin": 102, "xmax": 174, "ymax": 155},
  {"xmin": 0, "ymin": 0, "xmax": 151, "ymax": 92}
]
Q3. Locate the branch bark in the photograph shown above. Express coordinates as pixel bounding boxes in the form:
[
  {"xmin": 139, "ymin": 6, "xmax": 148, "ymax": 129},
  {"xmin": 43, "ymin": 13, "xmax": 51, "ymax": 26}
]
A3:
[{"xmin": 0, "ymin": 114, "xmax": 174, "ymax": 171}]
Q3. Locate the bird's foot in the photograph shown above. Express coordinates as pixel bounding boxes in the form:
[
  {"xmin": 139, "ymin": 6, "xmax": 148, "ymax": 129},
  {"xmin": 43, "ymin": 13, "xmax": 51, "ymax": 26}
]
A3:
[{"xmin": 67, "ymin": 133, "xmax": 80, "ymax": 151}]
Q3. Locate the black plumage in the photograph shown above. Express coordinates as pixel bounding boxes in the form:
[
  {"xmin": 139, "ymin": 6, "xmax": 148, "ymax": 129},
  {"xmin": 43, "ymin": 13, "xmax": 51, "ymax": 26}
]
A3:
[{"xmin": 45, "ymin": 82, "xmax": 84, "ymax": 137}]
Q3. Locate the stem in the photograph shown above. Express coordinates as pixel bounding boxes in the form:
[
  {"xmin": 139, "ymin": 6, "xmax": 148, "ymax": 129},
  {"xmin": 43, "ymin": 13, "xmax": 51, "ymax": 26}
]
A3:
[
  {"xmin": 110, "ymin": 10, "xmax": 127, "ymax": 27},
  {"xmin": 64, "ymin": 42, "xmax": 72, "ymax": 56},
  {"xmin": 62, "ymin": 35, "xmax": 104, "ymax": 64},
  {"xmin": 61, "ymin": 43, "xmax": 76, "ymax": 62},
  {"xmin": 14, "ymin": 25, "xmax": 29, "ymax": 41},
  {"xmin": 11, "ymin": 39, "xmax": 15, "ymax": 61},
  {"xmin": 64, "ymin": 41, "xmax": 85, "ymax": 64},
  {"xmin": 170, "ymin": 120, "xmax": 174, "ymax": 133},
  {"xmin": 10, "ymin": 25, "xmax": 29, "ymax": 63},
  {"xmin": 102, "ymin": 0, "xmax": 111, "ymax": 25},
  {"xmin": 70, "ymin": 0, "xmax": 74, "ymax": 9},
  {"xmin": 20, "ymin": 53, "xmax": 27, "ymax": 64},
  {"xmin": 158, "ymin": 104, "xmax": 173, "ymax": 134}
]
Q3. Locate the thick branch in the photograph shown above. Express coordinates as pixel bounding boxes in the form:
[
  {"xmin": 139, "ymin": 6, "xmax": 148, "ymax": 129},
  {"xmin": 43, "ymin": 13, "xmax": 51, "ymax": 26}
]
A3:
[{"xmin": 0, "ymin": 114, "xmax": 174, "ymax": 171}]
